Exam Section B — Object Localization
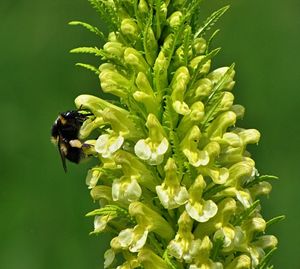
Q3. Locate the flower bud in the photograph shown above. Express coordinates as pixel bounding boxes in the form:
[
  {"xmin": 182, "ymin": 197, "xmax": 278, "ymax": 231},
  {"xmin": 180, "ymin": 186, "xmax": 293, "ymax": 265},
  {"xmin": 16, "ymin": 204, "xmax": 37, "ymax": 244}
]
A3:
[
  {"xmin": 227, "ymin": 161, "xmax": 254, "ymax": 187},
  {"xmin": 168, "ymin": 11, "xmax": 183, "ymax": 28},
  {"xmin": 206, "ymin": 111, "xmax": 236, "ymax": 139},
  {"xmin": 137, "ymin": 0, "xmax": 148, "ymax": 15},
  {"xmin": 134, "ymin": 72, "xmax": 159, "ymax": 115},
  {"xmin": 100, "ymin": 69, "xmax": 132, "ymax": 98},
  {"xmin": 226, "ymin": 255, "xmax": 251, "ymax": 269},
  {"xmin": 186, "ymin": 78, "xmax": 213, "ymax": 104},
  {"xmin": 253, "ymin": 235, "xmax": 278, "ymax": 249},
  {"xmin": 124, "ymin": 47, "xmax": 149, "ymax": 74},
  {"xmin": 108, "ymin": 32, "xmax": 117, "ymax": 42},
  {"xmin": 219, "ymin": 91, "xmax": 235, "ymax": 111},
  {"xmin": 103, "ymin": 41, "xmax": 125, "ymax": 58},
  {"xmin": 236, "ymin": 128, "xmax": 261, "ymax": 145},
  {"xmin": 90, "ymin": 185, "xmax": 113, "ymax": 202},
  {"xmin": 153, "ymin": 51, "xmax": 168, "ymax": 95},
  {"xmin": 181, "ymin": 126, "xmax": 209, "ymax": 167},
  {"xmin": 207, "ymin": 66, "xmax": 235, "ymax": 91},
  {"xmin": 189, "ymin": 56, "xmax": 211, "ymax": 74},
  {"xmin": 249, "ymin": 181, "xmax": 272, "ymax": 197},
  {"xmin": 231, "ymin": 104, "xmax": 245, "ymax": 119},
  {"xmin": 193, "ymin": 38, "xmax": 207, "ymax": 55},
  {"xmin": 177, "ymin": 101, "xmax": 205, "ymax": 138},
  {"xmin": 121, "ymin": 18, "xmax": 139, "ymax": 40},
  {"xmin": 171, "ymin": 66, "xmax": 191, "ymax": 114}
]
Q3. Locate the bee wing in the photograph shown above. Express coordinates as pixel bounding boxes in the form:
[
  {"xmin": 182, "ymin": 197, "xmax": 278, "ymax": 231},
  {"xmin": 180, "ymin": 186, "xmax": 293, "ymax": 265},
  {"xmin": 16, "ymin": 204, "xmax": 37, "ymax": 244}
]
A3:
[{"xmin": 57, "ymin": 136, "xmax": 67, "ymax": 172}]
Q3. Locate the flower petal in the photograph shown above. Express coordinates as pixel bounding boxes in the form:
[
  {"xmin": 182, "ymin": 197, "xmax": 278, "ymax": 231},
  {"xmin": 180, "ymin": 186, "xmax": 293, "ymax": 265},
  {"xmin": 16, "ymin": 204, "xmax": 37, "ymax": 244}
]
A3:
[
  {"xmin": 108, "ymin": 135, "xmax": 124, "ymax": 153},
  {"xmin": 129, "ymin": 228, "xmax": 148, "ymax": 252},
  {"xmin": 95, "ymin": 134, "xmax": 110, "ymax": 153},
  {"xmin": 134, "ymin": 139, "xmax": 151, "ymax": 160},
  {"xmin": 186, "ymin": 200, "xmax": 217, "ymax": 223},
  {"xmin": 104, "ymin": 248, "xmax": 115, "ymax": 268},
  {"xmin": 156, "ymin": 137, "xmax": 169, "ymax": 154}
]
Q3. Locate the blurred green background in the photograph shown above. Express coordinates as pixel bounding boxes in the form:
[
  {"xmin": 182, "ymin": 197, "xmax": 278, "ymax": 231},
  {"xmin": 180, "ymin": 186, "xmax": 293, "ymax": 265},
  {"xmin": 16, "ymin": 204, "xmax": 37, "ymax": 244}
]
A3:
[{"xmin": 0, "ymin": 0, "xmax": 298, "ymax": 268}]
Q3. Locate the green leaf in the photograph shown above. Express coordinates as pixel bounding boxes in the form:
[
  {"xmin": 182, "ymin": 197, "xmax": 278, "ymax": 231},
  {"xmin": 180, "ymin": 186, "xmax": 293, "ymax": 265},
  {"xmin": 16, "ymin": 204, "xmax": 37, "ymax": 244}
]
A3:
[
  {"xmin": 194, "ymin": 5, "xmax": 230, "ymax": 38},
  {"xmin": 186, "ymin": 0, "xmax": 204, "ymax": 21},
  {"xmin": 162, "ymin": 95, "xmax": 178, "ymax": 130},
  {"xmin": 201, "ymin": 63, "xmax": 235, "ymax": 131},
  {"xmin": 206, "ymin": 29, "xmax": 220, "ymax": 53},
  {"xmin": 203, "ymin": 184, "xmax": 229, "ymax": 200},
  {"xmin": 244, "ymin": 174, "xmax": 279, "ymax": 188},
  {"xmin": 163, "ymin": 250, "xmax": 181, "ymax": 269},
  {"xmin": 75, "ymin": 63, "xmax": 99, "ymax": 74},
  {"xmin": 182, "ymin": 26, "xmax": 192, "ymax": 66},
  {"xmin": 257, "ymin": 248, "xmax": 277, "ymax": 269},
  {"xmin": 232, "ymin": 200, "xmax": 260, "ymax": 226},
  {"xmin": 211, "ymin": 237, "xmax": 224, "ymax": 261},
  {"xmin": 71, "ymin": 47, "xmax": 124, "ymax": 66},
  {"xmin": 86, "ymin": 205, "xmax": 135, "ymax": 223},
  {"xmin": 162, "ymin": 96, "xmax": 185, "ymax": 178},
  {"xmin": 70, "ymin": 46, "xmax": 102, "ymax": 55},
  {"xmin": 69, "ymin": 21, "xmax": 104, "ymax": 38},
  {"xmin": 266, "ymin": 215, "xmax": 285, "ymax": 229},
  {"xmin": 88, "ymin": 0, "xmax": 120, "ymax": 31},
  {"xmin": 153, "ymin": 0, "xmax": 163, "ymax": 39}
]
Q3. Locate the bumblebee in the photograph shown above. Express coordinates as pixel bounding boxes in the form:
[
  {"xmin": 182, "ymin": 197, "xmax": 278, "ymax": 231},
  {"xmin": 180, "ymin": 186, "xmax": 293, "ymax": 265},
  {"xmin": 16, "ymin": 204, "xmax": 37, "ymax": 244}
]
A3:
[{"xmin": 51, "ymin": 110, "xmax": 91, "ymax": 172}]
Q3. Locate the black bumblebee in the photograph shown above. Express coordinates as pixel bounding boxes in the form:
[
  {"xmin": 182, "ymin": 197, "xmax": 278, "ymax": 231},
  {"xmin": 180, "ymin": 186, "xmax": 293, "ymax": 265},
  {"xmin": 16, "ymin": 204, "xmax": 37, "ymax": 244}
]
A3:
[{"xmin": 51, "ymin": 110, "xmax": 91, "ymax": 172}]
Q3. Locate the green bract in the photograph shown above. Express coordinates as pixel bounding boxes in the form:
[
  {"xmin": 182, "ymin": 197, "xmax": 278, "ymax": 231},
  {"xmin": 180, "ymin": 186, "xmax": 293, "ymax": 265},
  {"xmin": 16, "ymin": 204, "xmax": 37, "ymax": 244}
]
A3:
[{"xmin": 67, "ymin": 0, "xmax": 283, "ymax": 268}]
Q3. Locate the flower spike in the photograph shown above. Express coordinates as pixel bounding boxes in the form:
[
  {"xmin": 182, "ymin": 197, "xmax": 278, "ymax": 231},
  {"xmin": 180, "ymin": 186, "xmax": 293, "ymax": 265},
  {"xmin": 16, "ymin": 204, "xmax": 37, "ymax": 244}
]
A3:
[{"xmin": 57, "ymin": 1, "xmax": 282, "ymax": 268}]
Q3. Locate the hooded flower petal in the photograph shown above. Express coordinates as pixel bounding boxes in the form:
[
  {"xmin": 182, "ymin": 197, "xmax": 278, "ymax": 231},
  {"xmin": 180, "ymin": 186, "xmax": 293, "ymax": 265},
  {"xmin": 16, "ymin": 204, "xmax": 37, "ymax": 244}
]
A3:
[
  {"xmin": 167, "ymin": 211, "xmax": 196, "ymax": 263},
  {"xmin": 181, "ymin": 126, "xmax": 209, "ymax": 167},
  {"xmin": 156, "ymin": 158, "xmax": 189, "ymax": 209},
  {"xmin": 186, "ymin": 199, "xmax": 218, "ymax": 223},
  {"xmin": 185, "ymin": 175, "xmax": 218, "ymax": 222},
  {"xmin": 134, "ymin": 114, "xmax": 169, "ymax": 165}
]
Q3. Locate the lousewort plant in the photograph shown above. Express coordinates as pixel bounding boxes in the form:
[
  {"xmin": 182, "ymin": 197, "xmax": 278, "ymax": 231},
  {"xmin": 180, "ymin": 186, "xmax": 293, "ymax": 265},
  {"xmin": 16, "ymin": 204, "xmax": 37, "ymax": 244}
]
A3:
[{"xmin": 54, "ymin": 1, "xmax": 284, "ymax": 268}]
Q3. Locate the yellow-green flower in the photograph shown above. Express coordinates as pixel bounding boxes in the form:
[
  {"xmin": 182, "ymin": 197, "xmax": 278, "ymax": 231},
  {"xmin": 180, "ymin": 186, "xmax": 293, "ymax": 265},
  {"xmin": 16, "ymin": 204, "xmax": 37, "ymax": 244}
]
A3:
[
  {"xmin": 134, "ymin": 114, "xmax": 169, "ymax": 165},
  {"xmin": 60, "ymin": 1, "xmax": 283, "ymax": 268},
  {"xmin": 156, "ymin": 158, "xmax": 189, "ymax": 209},
  {"xmin": 185, "ymin": 175, "xmax": 218, "ymax": 222}
]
